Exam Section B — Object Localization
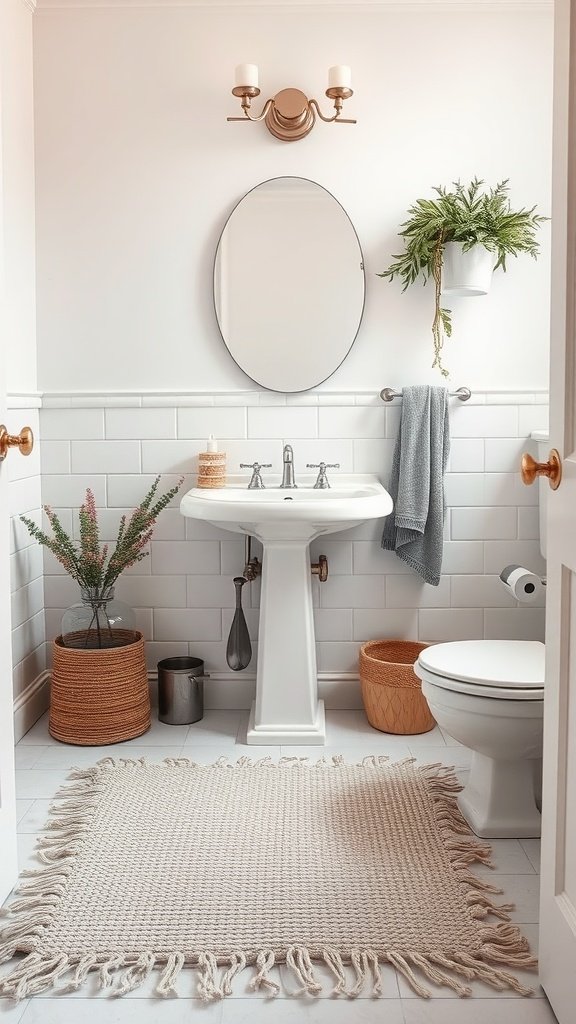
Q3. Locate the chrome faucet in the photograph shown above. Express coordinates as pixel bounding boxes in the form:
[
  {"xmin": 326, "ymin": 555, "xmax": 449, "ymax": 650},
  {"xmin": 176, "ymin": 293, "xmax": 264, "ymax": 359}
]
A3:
[
  {"xmin": 240, "ymin": 461, "xmax": 271, "ymax": 489},
  {"xmin": 306, "ymin": 462, "xmax": 341, "ymax": 489},
  {"xmin": 280, "ymin": 444, "xmax": 297, "ymax": 488}
]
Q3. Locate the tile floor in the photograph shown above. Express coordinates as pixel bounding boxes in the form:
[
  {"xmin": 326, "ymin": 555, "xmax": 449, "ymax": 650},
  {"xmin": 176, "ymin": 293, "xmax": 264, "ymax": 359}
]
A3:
[{"xmin": 1, "ymin": 709, "xmax": 557, "ymax": 1024}]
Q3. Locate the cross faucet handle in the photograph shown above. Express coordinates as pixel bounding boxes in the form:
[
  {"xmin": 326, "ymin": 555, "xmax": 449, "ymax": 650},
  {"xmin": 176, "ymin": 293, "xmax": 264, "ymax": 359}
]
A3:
[
  {"xmin": 306, "ymin": 462, "xmax": 341, "ymax": 489},
  {"xmin": 240, "ymin": 462, "xmax": 272, "ymax": 490}
]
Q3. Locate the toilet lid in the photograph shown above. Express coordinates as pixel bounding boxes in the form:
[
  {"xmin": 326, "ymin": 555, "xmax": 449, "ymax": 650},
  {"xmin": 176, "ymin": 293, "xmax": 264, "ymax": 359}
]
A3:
[
  {"xmin": 417, "ymin": 640, "xmax": 545, "ymax": 690},
  {"xmin": 417, "ymin": 663, "xmax": 544, "ymax": 700}
]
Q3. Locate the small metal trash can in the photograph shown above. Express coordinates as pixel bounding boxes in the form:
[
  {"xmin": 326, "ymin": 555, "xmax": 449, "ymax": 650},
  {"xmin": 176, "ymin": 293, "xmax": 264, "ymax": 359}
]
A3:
[{"xmin": 157, "ymin": 657, "xmax": 209, "ymax": 725}]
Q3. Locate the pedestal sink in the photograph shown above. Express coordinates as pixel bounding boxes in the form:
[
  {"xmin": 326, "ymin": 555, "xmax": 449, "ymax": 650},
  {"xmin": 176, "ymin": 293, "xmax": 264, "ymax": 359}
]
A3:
[{"xmin": 180, "ymin": 474, "xmax": 393, "ymax": 744}]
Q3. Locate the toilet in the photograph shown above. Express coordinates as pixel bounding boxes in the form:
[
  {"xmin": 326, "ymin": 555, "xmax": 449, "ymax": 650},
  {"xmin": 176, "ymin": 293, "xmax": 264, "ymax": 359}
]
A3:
[
  {"xmin": 414, "ymin": 429, "xmax": 548, "ymax": 840},
  {"xmin": 414, "ymin": 640, "xmax": 544, "ymax": 838}
]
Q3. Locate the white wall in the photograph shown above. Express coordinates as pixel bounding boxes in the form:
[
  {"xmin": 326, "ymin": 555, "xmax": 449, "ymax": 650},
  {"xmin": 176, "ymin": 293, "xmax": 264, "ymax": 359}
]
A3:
[
  {"xmin": 26, "ymin": 1, "xmax": 552, "ymax": 702},
  {"xmin": 33, "ymin": 2, "xmax": 553, "ymax": 394},
  {"xmin": 8, "ymin": 403, "xmax": 45, "ymax": 703},
  {"xmin": 2, "ymin": 1, "xmax": 44, "ymax": 719},
  {"xmin": 3, "ymin": 0, "xmax": 37, "ymax": 394}
]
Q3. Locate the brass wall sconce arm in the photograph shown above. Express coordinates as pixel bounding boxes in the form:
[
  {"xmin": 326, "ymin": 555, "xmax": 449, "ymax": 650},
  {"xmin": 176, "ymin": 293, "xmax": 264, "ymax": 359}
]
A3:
[
  {"xmin": 229, "ymin": 87, "xmax": 274, "ymax": 122},
  {"xmin": 228, "ymin": 65, "xmax": 356, "ymax": 142}
]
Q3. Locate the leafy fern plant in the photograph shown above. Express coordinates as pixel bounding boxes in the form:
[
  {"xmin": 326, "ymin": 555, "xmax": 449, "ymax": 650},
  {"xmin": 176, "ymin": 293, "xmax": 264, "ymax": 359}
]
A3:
[{"xmin": 379, "ymin": 179, "xmax": 547, "ymax": 377}]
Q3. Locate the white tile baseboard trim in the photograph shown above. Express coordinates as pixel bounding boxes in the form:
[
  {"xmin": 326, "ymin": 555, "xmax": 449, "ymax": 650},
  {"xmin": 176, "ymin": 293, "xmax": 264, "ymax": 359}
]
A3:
[
  {"xmin": 6, "ymin": 394, "xmax": 43, "ymax": 410},
  {"xmin": 149, "ymin": 670, "xmax": 362, "ymax": 710},
  {"xmin": 14, "ymin": 671, "xmax": 362, "ymax": 740},
  {"xmin": 10, "ymin": 388, "xmax": 550, "ymax": 410},
  {"xmin": 13, "ymin": 670, "xmax": 51, "ymax": 743}
]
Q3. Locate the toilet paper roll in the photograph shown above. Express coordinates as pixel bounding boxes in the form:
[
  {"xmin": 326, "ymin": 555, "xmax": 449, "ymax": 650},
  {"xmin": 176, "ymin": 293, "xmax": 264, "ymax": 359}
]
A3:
[{"xmin": 499, "ymin": 564, "xmax": 544, "ymax": 603}]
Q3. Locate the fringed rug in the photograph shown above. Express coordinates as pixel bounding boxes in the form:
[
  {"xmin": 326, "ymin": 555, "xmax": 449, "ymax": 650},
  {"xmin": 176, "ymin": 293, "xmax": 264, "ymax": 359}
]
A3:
[{"xmin": 0, "ymin": 755, "xmax": 537, "ymax": 1001}]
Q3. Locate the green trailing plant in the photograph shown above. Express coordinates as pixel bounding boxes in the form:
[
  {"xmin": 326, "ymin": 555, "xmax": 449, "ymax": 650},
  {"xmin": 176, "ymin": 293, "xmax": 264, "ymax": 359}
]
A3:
[{"xmin": 378, "ymin": 179, "xmax": 547, "ymax": 377}]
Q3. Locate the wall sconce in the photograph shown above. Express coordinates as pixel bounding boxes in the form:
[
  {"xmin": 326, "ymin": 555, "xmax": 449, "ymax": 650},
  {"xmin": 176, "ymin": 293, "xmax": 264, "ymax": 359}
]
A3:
[{"xmin": 227, "ymin": 64, "xmax": 356, "ymax": 142}]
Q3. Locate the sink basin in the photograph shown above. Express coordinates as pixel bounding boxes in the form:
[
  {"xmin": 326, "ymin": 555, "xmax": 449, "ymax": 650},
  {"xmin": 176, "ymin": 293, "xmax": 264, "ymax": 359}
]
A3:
[
  {"xmin": 180, "ymin": 474, "xmax": 392, "ymax": 541},
  {"xmin": 180, "ymin": 473, "xmax": 393, "ymax": 745}
]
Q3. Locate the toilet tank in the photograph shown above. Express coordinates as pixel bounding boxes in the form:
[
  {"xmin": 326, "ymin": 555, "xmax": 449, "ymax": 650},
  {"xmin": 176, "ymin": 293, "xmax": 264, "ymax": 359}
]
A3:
[{"xmin": 530, "ymin": 430, "xmax": 549, "ymax": 559}]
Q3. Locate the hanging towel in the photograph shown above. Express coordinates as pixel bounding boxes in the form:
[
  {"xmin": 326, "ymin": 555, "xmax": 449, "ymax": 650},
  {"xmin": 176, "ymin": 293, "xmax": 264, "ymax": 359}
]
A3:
[{"xmin": 381, "ymin": 385, "xmax": 450, "ymax": 586}]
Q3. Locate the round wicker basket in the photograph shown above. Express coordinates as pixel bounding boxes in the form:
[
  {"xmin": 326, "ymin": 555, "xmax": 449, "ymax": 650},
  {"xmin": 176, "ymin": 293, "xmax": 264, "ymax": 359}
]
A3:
[
  {"xmin": 50, "ymin": 630, "xmax": 151, "ymax": 745},
  {"xmin": 359, "ymin": 639, "xmax": 435, "ymax": 735}
]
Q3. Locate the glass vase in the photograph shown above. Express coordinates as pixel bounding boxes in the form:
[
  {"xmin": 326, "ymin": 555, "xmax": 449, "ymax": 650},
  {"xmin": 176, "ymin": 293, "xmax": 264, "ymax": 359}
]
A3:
[{"xmin": 61, "ymin": 587, "xmax": 136, "ymax": 649}]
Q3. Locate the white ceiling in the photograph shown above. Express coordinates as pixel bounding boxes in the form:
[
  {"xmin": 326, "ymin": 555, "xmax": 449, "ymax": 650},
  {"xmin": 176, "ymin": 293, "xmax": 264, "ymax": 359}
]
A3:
[{"xmin": 33, "ymin": 0, "xmax": 553, "ymax": 11}]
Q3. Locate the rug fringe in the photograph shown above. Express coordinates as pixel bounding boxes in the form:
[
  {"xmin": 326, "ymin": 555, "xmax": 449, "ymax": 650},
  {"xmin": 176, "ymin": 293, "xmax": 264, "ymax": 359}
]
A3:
[
  {"xmin": 221, "ymin": 953, "xmax": 248, "ymax": 995},
  {"xmin": 97, "ymin": 954, "xmax": 126, "ymax": 988},
  {"xmin": 389, "ymin": 952, "xmax": 433, "ymax": 997},
  {"xmin": 387, "ymin": 946, "xmax": 536, "ymax": 998},
  {"xmin": 248, "ymin": 951, "xmax": 279, "ymax": 995},
  {"xmin": 444, "ymin": 837, "xmax": 494, "ymax": 869},
  {"xmin": 197, "ymin": 951, "xmax": 221, "ymax": 1000},
  {"xmin": 57, "ymin": 954, "xmax": 103, "ymax": 994},
  {"xmin": 285, "ymin": 945, "xmax": 323, "ymax": 996},
  {"xmin": 114, "ymin": 754, "xmax": 398, "ymax": 771},
  {"xmin": 0, "ymin": 952, "xmax": 70, "ymax": 998},
  {"xmin": 155, "ymin": 951, "xmax": 185, "ymax": 996},
  {"xmin": 0, "ymin": 942, "xmax": 537, "ymax": 1001},
  {"xmin": 115, "ymin": 952, "xmax": 156, "ymax": 996},
  {"xmin": 321, "ymin": 947, "xmax": 348, "ymax": 994},
  {"xmin": 349, "ymin": 950, "xmax": 382, "ymax": 997},
  {"xmin": 0, "ymin": 765, "xmax": 111, "ymax": 997}
]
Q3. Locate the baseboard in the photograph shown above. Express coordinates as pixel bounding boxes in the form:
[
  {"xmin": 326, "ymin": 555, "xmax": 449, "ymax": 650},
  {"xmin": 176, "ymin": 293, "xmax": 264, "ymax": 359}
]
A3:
[
  {"xmin": 13, "ymin": 670, "xmax": 51, "ymax": 743},
  {"xmin": 22, "ymin": 671, "xmax": 362, "ymax": 740},
  {"xmin": 148, "ymin": 671, "xmax": 363, "ymax": 710}
]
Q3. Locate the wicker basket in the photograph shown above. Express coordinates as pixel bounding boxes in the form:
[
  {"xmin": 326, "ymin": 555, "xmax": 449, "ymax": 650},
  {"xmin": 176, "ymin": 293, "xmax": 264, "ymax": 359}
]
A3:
[
  {"xmin": 50, "ymin": 630, "xmax": 151, "ymax": 745},
  {"xmin": 359, "ymin": 639, "xmax": 435, "ymax": 735}
]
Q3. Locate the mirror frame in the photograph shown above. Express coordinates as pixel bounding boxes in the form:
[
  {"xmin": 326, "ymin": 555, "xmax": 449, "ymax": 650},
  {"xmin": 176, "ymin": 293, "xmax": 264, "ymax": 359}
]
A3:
[{"xmin": 213, "ymin": 176, "xmax": 366, "ymax": 393}]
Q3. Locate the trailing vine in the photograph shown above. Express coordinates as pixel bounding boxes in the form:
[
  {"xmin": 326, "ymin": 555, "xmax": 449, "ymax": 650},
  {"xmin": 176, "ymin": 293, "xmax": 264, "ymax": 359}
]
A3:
[{"xmin": 430, "ymin": 235, "xmax": 451, "ymax": 378}]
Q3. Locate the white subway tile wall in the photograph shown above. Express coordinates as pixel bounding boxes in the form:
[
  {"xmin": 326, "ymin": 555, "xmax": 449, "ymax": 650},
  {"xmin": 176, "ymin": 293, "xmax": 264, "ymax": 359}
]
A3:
[
  {"xmin": 8, "ymin": 408, "xmax": 46, "ymax": 700},
  {"xmin": 36, "ymin": 392, "xmax": 547, "ymax": 693}
]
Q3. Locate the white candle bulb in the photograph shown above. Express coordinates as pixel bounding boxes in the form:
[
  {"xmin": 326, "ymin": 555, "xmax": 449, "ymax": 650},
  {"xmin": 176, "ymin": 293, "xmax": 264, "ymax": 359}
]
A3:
[
  {"xmin": 207, "ymin": 434, "xmax": 218, "ymax": 453},
  {"xmin": 328, "ymin": 65, "xmax": 352, "ymax": 89},
  {"xmin": 235, "ymin": 64, "xmax": 259, "ymax": 89}
]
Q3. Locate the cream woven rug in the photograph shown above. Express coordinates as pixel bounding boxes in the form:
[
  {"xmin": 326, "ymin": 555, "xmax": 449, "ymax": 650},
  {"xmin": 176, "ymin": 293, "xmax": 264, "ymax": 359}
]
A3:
[{"xmin": 0, "ymin": 755, "xmax": 537, "ymax": 1001}]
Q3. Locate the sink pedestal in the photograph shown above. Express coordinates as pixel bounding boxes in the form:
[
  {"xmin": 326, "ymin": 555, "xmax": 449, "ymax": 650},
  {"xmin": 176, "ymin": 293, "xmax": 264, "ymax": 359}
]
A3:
[{"xmin": 246, "ymin": 538, "xmax": 326, "ymax": 745}]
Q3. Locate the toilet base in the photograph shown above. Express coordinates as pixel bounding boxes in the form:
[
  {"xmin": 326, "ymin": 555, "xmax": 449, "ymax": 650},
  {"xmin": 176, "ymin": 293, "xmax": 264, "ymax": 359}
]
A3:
[{"xmin": 458, "ymin": 752, "xmax": 542, "ymax": 839}]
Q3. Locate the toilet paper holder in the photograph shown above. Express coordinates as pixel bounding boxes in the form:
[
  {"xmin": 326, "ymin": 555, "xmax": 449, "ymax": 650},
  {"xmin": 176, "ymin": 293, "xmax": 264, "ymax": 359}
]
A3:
[{"xmin": 499, "ymin": 564, "xmax": 545, "ymax": 603}]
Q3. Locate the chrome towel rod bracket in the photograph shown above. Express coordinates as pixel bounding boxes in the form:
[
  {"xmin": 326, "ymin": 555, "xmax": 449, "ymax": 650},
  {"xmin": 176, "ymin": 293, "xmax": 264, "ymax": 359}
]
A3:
[{"xmin": 379, "ymin": 386, "xmax": 472, "ymax": 403}]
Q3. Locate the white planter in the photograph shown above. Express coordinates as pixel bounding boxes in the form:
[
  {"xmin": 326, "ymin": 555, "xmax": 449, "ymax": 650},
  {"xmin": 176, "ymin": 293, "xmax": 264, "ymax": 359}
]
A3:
[{"xmin": 441, "ymin": 241, "xmax": 494, "ymax": 297}]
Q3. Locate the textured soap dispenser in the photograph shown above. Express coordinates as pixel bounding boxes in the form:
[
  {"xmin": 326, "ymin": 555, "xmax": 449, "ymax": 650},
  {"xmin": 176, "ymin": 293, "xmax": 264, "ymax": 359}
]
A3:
[{"xmin": 197, "ymin": 435, "xmax": 226, "ymax": 488}]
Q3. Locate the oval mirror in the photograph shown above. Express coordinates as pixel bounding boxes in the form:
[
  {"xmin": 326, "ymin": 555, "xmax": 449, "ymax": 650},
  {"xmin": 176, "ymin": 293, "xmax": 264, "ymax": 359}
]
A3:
[{"xmin": 213, "ymin": 176, "xmax": 365, "ymax": 392}]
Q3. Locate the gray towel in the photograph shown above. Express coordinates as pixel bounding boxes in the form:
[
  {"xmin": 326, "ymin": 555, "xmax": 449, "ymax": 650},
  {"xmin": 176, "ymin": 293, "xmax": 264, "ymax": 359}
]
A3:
[{"xmin": 381, "ymin": 385, "xmax": 450, "ymax": 586}]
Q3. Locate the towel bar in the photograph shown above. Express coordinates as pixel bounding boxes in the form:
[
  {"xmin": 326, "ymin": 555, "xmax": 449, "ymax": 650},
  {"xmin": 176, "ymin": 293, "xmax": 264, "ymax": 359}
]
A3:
[{"xmin": 379, "ymin": 386, "xmax": 472, "ymax": 403}]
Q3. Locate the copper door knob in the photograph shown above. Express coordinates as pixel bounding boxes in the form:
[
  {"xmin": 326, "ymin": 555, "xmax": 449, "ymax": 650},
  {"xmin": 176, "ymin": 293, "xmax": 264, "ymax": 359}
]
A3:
[
  {"xmin": 521, "ymin": 448, "xmax": 562, "ymax": 490},
  {"xmin": 0, "ymin": 425, "xmax": 34, "ymax": 462}
]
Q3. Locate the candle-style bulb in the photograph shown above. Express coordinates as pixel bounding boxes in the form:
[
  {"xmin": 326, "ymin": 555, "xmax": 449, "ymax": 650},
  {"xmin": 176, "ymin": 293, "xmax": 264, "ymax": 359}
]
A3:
[
  {"xmin": 328, "ymin": 65, "xmax": 352, "ymax": 90},
  {"xmin": 235, "ymin": 64, "xmax": 259, "ymax": 89}
]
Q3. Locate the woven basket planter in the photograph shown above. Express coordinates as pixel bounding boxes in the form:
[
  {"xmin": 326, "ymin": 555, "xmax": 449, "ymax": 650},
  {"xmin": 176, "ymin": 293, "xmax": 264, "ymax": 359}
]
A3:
[
  {"xmin": 50, "ymin": 631, "xmax": 151, "ymax": 745},
  {"xmin": 359, "ymin": 639, "xmax": 436, "ymax": 735}
]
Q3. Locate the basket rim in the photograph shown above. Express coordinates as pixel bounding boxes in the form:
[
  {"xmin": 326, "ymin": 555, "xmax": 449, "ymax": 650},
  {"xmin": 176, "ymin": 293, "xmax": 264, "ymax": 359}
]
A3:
[
  {"xmin": 53, "ymin": 631, "xmax": 144, "ymax": 654},
  {"xmin": 360, "ymin": 638, "xmax": 429, "ymax": 667}
]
